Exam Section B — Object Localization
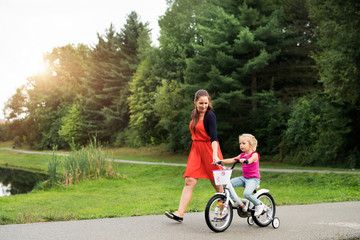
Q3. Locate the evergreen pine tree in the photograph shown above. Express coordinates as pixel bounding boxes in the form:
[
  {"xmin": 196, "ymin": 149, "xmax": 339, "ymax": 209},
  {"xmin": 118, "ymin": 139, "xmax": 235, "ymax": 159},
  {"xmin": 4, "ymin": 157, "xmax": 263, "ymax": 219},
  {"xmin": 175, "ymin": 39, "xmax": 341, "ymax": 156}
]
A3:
[
  {"xmin": 102, "ymin": 12, "xmax": 148, "ymax": 140},
  {"xmin": 82, "ymin": 12, "xmax": 148, "ymax": 142},
  {"xmin": 81, "ymin": 25, "xmax": 119, "ymax": 140},
  {"xmin": 185, "ymin": 0, "xmax": 288, "ymax": 152}
]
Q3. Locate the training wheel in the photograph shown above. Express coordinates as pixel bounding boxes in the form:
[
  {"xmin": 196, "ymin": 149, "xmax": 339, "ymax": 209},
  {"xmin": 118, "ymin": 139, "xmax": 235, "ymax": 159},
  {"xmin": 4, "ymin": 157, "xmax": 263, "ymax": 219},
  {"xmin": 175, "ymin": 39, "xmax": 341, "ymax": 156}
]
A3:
[
  {"xmin": 272, "ymin": 217, "xmax": 280, "ymax": 229},
  {"xmin": 247, "ymin": 217, "xmax": 254, "ymax": 226}
]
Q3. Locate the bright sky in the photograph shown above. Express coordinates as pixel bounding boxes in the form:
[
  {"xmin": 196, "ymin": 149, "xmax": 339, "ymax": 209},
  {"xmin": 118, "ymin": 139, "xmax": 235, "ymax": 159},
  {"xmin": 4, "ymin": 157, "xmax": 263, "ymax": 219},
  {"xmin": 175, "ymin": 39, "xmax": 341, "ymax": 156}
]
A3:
[{"xmin": 0, "ymin": 0, "xmax": 167, "ymax": 120}]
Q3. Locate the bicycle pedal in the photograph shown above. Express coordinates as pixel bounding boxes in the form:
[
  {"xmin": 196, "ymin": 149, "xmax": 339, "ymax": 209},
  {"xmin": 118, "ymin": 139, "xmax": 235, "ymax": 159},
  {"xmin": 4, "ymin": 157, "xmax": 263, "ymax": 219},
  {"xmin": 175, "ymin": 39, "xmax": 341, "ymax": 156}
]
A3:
[{"xmin": 237, "ymin": 208, "xmax": 251, "ymax": 218}]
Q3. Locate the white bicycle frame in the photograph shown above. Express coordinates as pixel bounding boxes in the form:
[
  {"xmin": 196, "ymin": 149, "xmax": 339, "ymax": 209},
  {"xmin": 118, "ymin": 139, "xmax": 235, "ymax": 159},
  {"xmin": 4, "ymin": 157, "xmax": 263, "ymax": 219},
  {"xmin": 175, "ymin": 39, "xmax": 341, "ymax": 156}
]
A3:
[
  {"xmin": 208, "ymin": 162, "xmax": 280, "ymax": 231},
  {"xmin": 215, "ymin": 169, "xmax": 270, "ymax": 214}
]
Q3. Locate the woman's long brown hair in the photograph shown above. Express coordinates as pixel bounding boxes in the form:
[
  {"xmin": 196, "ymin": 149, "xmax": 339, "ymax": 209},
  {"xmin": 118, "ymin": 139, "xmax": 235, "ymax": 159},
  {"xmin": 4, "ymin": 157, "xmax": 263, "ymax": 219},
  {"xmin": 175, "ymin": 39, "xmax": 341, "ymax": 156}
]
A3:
[{"xmin": 191, "ymin": 89, "xmax": 213, "ymax": 133}]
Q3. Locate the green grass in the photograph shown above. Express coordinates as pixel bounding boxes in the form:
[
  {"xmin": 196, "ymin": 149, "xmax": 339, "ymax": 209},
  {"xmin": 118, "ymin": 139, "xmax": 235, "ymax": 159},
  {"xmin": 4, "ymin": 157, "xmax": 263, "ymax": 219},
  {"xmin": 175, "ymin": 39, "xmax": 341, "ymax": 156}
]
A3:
[
  {"xmin": 0, "ymin": 149, "xmax": 64, "ymax": 174},
  {"xmin": 109, "ymin": 145, "xmax": 189, "ymax": 163},
  {"xmin": 0, "ymin": 163, "xmax": 359, "ymax": 225},
  {"xmin": 107, "ymin": 147, "xmax": 360, "ymax": 172},
  {"xmin": 254, "ymin": 171, "xmax": 360, "ymax": 204},
  {"xmin": 0, "ymin": 141, "xmax": 15, "ymax": 148},
  {"xmin": 0, "ymin": 145, "xmax": 359, "ymax": 225},
  {"xmin": 2, "ymin": 141, "xmax": 358, "ymax": 172}
]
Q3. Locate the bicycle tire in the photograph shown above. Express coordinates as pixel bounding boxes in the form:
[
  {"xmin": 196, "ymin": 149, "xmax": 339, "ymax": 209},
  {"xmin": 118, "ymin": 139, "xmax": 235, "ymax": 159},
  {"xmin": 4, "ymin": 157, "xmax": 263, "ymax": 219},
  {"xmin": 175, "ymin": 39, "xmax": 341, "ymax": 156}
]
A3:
[
  {"xmin": 205, "ymin": 194, "xmax": 233, "ymax": 232},
  {"xmin": 252, "ymin": 192, "xmax": 276, "ymax": 227}
]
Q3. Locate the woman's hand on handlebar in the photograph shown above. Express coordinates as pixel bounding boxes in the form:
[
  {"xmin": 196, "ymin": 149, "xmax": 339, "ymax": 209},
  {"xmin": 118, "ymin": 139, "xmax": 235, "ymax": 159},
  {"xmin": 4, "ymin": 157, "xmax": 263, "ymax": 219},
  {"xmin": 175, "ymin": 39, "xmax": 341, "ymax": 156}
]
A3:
[{"xmin": 212, "ymin": 156, "xmax": 221, "ymax": 165}]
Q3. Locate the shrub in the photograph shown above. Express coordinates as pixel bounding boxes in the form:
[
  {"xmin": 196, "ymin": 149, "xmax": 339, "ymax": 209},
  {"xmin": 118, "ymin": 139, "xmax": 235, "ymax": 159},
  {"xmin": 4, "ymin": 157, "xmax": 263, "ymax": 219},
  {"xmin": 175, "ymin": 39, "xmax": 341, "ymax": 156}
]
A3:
[
  {"xmin": 13, "ymin": 136, "xmax": 22, "ymax": 148},
  {"xmin": 283, "ymin": 93, "xmax": 350, "ymax": 166}
]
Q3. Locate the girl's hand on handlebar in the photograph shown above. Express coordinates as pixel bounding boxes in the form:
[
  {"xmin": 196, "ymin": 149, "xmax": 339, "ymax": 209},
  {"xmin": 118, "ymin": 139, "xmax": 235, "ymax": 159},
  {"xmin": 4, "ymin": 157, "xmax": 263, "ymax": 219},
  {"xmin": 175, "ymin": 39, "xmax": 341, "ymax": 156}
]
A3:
[
  {"xmin": 240, "ymin": 158, "xmax": 249, "ymax": 164},
  {"xmin": 235, "ymin": 158, "xmax": 249, "ymax": 164}
]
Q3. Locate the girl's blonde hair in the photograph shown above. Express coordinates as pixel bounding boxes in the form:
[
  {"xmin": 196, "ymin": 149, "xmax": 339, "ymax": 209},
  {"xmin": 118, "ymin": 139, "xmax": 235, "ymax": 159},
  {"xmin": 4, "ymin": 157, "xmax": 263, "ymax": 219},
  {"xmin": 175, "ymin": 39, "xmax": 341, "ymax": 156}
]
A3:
[{"xmin": 239, "ymin": 133, "xmax": 258, "ymax": 151}]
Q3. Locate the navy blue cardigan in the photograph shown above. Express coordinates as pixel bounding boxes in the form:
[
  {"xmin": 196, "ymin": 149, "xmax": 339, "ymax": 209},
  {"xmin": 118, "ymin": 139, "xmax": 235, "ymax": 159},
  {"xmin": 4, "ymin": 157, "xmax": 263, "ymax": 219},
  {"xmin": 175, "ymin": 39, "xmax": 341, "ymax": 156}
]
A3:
[{"xmin": 204, "ymin": 110, "xmax": 218, "ymax": 142}]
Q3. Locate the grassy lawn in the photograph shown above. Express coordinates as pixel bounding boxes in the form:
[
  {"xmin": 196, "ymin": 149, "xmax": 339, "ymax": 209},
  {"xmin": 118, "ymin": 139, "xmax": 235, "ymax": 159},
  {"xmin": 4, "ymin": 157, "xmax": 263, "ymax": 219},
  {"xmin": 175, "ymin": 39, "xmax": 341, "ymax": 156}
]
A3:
[
  {"xmin": 2, "ymin": 139, "xmax": 359, "ymax": 171},
  {"xmin": 0, "ymin": 144, "xmax": 359, "ymax": 225},
  {"xmin": 1, "ymin": 142, "xmax": 358, "ymax": 172},
  {"xmin": 0, "ymin": 149, "xmax": 50, "ymax": 173},
  {"xmin": 109, "ymin": 145, "xmax": 189, "ymax": 164},
  {"xmin": 0, "ymin": 164, "xmax": 359, "ymax": 225}
]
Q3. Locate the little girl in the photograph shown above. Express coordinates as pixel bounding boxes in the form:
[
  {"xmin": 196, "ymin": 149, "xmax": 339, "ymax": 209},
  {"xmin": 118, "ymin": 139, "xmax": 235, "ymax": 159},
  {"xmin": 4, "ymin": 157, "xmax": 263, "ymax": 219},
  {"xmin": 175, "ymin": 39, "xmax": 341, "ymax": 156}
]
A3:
[{"xmin": 214, "ymin": 133, "xmax": 264, "ymax": 217}]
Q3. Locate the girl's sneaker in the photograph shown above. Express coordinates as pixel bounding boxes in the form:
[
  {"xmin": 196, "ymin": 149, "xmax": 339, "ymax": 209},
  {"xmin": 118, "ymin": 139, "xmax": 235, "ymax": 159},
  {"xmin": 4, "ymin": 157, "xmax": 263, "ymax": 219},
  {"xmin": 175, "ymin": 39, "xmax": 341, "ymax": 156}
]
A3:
[{"xmin": 254, "ymin": 204, "xmax": 264, "ymax": 217}]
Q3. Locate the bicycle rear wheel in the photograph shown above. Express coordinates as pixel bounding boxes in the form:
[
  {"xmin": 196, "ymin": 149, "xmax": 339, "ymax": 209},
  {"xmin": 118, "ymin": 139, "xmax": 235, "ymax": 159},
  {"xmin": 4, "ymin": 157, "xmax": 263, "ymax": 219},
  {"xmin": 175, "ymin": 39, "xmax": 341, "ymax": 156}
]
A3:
[
  {"xmin": 252, "ymin": 192, "xmax": 276, "ymax": 227},
  {"xmin": 205, "ymin": 194, "xmax": 233, "ymax": 232}
]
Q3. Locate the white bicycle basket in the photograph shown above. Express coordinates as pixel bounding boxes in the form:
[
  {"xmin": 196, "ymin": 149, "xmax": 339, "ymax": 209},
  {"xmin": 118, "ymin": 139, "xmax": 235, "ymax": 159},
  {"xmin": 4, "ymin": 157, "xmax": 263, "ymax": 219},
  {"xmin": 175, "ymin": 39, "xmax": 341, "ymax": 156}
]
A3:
[{"xmin": 213, "ymin": 169, "xmax": 232, "ymax": 185}]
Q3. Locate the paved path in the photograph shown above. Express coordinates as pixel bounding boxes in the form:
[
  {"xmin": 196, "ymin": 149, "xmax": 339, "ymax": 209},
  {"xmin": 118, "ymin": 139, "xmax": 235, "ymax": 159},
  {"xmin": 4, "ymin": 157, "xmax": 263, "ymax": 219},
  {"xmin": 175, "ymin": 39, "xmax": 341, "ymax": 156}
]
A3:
[
  {"xmin": 1, "ymin": 202, "xmax": 360, "ymax": 240},
  {"xmin": 1, "ymin": 148, "xmax": 360, "ymax": 174},
  {"xmin": 1, "ymin": 148, "xmax": 360, "ymax": 239}
]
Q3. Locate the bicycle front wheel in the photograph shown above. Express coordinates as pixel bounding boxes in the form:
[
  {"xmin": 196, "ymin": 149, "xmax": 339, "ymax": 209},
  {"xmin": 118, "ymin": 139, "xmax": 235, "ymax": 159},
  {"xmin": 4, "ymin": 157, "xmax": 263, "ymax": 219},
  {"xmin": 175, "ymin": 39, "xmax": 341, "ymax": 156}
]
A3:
[
  {"xmin": 205, "ymin": 194, "xmax": 233, "ymax": 232},
  {"xmin": 252, "ymin": 192, "xmax": 276, "ymax": 227}
]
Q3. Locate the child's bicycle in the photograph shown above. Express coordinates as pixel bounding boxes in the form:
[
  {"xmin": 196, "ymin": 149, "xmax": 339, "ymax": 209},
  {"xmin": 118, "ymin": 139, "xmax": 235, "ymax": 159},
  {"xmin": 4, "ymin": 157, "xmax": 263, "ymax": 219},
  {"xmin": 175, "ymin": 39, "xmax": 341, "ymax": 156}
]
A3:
[{"xmin": 205, "ymin": 160, "xmax": 280, "ymax": 232}]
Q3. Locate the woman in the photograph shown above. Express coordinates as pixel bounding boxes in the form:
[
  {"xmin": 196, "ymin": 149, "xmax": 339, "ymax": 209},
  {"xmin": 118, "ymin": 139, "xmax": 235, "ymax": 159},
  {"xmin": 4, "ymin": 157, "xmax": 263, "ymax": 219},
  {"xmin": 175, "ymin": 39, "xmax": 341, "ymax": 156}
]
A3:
[{"xmin": 165, "ymin": 89, "xmax": 223, "ymax": 222}]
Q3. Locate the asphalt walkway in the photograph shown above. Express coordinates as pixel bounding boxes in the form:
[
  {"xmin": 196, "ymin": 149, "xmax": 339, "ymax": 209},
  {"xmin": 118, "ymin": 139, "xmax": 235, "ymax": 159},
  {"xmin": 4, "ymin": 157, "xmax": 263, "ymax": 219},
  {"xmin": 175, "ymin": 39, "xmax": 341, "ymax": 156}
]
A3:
[
  {"xmin": 1, "ymin": 148, "xmax": 360, "ymax": 239},
  {"xmin": 1, "ymin": 202, "xmax": 360, "ymax": 240}
]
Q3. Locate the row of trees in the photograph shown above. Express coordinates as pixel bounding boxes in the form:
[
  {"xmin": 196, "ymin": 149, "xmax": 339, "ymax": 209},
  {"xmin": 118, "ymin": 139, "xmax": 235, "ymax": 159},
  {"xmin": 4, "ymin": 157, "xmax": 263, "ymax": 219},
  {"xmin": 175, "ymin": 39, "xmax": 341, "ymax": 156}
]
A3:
[{"xmin": 2, "ymin": 0, "xmax": 359, "ymax": 168}]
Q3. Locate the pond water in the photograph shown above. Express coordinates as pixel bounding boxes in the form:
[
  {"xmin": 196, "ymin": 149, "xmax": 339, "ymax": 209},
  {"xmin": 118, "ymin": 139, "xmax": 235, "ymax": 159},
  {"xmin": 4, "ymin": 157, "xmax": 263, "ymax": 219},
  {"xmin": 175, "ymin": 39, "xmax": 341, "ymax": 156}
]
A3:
[{"xmin": 0, "ymin": 167, "xmax": 48, "ymax": 197}]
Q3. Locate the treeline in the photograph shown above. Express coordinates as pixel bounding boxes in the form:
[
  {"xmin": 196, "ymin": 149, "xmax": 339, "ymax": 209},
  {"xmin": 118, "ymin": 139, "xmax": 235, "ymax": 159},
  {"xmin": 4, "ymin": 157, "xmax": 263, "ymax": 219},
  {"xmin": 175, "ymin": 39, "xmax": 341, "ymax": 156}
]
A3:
[{"xmin": 1, "ymin": 0, "xmax": 359, "ymax": 168}]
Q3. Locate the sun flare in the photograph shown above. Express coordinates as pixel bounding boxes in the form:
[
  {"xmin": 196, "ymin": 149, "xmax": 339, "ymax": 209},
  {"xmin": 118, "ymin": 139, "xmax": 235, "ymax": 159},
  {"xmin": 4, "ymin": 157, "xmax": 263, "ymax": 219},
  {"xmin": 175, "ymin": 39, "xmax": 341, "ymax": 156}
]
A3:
[{"xmin": 26, "ymin": 59, "xmax": 47, "ymax": 76}]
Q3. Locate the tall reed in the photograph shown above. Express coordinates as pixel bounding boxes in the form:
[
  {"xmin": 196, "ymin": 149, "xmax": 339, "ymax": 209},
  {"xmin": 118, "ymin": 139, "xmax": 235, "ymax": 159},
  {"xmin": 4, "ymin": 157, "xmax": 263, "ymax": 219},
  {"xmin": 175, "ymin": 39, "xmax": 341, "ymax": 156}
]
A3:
[
  {"xmin": 47, "ymin": 150, "xmax": 61, "ymax": 187},
  {"xmin": 62, "ymin": 138, "xmax": 117, "ymax": 185}
]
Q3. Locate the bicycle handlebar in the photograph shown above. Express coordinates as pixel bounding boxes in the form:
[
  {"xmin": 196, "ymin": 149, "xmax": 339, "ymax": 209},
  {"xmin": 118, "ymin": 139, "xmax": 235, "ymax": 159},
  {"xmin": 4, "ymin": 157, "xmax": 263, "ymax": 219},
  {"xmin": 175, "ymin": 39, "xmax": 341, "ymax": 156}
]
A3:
[
  {"xmin": 234, "ymin": 158, "xmax": 249, "ymax": 164},
  {"xmin": 214, "ymin": 161, "xmax": 224, "ymax": 167},
  {"xmin": 214, "ymin": 158, "xmax": 248, "ymax": 169}
]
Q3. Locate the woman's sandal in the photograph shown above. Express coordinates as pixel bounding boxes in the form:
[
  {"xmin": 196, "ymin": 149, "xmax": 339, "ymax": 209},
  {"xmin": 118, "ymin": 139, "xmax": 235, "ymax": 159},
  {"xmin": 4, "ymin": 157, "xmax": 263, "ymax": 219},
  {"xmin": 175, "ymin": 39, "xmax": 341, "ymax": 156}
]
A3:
[
  {"xmin": 165, "ymin": 211, "xmax": 183, "ymax": 222},
  {"xmin": 213, "ymin": 213, "xmax": 228, "ymax": 222}
]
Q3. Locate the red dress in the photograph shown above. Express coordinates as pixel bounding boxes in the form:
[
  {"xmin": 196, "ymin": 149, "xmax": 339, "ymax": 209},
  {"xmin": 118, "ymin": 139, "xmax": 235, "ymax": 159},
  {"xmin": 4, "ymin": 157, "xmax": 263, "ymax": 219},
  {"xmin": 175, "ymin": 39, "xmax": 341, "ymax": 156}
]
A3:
[{"xmin": 183, "ymin": 120, "xmax": 223, "ymax": 179}]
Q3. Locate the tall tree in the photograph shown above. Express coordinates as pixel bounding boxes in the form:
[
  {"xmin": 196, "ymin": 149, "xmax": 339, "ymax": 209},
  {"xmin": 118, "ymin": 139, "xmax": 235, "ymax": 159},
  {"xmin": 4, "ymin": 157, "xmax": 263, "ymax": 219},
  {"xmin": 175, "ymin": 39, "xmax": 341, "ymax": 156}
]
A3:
[
  {"xmin": 102, "ymin": 12, "xmax": 149, "ymax": 138},
  {"xmin": 307, "ymin": 0, "xmax": 360, "ymax": 105},
  {"xmin": 158, "ymin": 0, "xmax": 208, "ymax": 82},
  {"xmin": 81, "ymin": 24, "xmax": 122, "ymax": 141},
  {"xmin": 185, "ymin": 0, "xmax": 288, "ymax": 152},
  {"xmin": 306, "ymin": 0, "xmax": 360, "ymax": 167},
  {"xmin": 82, "ymin": 12, "xmax": 148, "ymax": 142},
  {"xmin": 154, "ymin": 0, "xmax": 209, "ymax": 151},
  {"xmin": 3, "ymin": 44, "xmax": 90, "ymax": 149},
  {"xmin": 58, "ymin": 102, "xmax": 87, "ymax": 148},
  {"xmin": 3, "ymin": 86, "xmax": 28, "ymax": 142},
  {"xmin": 24, "ymin": 44, "xmax": 90, "ymax": 149},
  {"xmin": 261, "ymin": 0, "xmax": 319, "ymax": 103},
  {"xmin": 128, "ymin": 39, "xmax": 164, "ymax": 145}
]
